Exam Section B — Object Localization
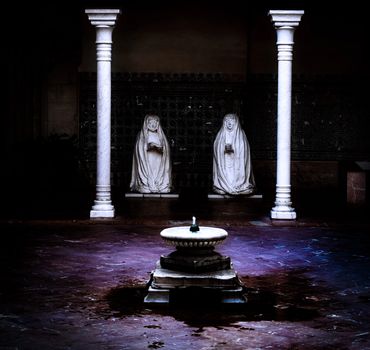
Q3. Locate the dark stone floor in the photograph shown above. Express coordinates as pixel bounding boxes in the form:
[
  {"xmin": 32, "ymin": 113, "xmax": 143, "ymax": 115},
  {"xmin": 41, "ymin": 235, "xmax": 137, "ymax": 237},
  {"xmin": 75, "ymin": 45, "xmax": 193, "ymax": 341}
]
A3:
[{"xmin": 1, "ymin": 197, "xmax": 369, "ymax": 349}]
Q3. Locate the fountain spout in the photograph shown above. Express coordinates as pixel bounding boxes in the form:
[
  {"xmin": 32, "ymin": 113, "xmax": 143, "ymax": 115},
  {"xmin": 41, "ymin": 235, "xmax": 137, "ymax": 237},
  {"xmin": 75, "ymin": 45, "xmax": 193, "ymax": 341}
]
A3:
[{"xmin": 189, "ymin": 216, "xmax": 199, "ymax": 232}]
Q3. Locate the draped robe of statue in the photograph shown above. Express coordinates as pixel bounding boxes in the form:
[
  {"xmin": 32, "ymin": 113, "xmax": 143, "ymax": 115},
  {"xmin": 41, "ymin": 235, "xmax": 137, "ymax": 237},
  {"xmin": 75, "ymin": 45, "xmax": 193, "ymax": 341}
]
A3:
[
  {"xmin": 130, "ymin": 115, "xmax": 172, "ymax": 193},
  {"xmin": 213, "ymin": 113, "xmax": 256, "ymax": 195}
]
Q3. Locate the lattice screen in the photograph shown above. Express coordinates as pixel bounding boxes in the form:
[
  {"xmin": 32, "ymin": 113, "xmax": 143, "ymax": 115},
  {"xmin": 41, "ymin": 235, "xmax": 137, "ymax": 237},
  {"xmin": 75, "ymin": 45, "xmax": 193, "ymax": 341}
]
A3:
[
  {"xmin": 79, "ymin": 73, "xmax": 247, "ymax": 192},
  {"xmin": 79, "ymin": 73, "xmax": 370, "ymax": 192}
]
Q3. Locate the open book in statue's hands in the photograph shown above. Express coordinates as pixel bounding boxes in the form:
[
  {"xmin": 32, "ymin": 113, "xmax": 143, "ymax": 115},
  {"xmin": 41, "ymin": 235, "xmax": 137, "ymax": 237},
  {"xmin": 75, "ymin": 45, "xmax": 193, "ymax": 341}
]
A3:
[
  {"xmin": 147, "ymin": 142, "xmax": 163, "ymax": 154},
  {"xmin": 224, "ymin": 143, "xmax": 234, "ymax": 153}
]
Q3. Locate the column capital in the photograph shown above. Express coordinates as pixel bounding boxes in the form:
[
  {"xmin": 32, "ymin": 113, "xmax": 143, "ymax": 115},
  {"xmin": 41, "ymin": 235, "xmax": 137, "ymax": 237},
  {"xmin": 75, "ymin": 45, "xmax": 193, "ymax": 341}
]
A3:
[
  {"xmin": 85, "ymin": 9, "xmax": 121, "ymax": 27},
  {"xmin": 268, "ymin": 10, "xmax": 304, "ymax": 28}
]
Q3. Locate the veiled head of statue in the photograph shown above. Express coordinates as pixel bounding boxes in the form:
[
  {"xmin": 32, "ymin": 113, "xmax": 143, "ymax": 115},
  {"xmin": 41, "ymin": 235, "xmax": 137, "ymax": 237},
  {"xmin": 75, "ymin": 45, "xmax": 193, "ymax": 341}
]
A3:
[
  {"xmin": 224, "ymin": 113, "xmax": 238, "ymax": 131},
  {"xmin": 145, "ymin": 115, "xmax": 160, "ymax": 132}
]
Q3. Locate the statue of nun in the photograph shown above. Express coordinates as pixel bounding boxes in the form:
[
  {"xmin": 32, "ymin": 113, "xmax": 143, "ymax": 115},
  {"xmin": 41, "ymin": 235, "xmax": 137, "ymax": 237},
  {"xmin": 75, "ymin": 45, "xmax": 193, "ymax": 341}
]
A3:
[
  {"xmin": 213, "ymin": 113, "xmax": 256, "ymax": 195},
  {"xmin": 130, "ymin": 114, "xmax": 172, "ymax": 193}
]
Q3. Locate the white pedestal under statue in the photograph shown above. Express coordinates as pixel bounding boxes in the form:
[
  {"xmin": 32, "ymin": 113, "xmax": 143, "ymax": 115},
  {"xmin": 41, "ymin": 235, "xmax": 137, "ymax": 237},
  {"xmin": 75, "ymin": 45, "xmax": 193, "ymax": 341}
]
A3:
[
  {"xmin": 213, "ymin": 113, "xmax": 256, "ymax": 195},
  {"xmin": 130, "ymin": 114, "xmax": 172, "ymax": 193}
]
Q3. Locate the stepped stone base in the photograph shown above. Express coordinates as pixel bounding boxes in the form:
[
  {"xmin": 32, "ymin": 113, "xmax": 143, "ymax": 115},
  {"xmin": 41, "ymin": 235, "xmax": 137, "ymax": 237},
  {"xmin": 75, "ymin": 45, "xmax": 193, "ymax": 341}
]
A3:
[{"xmin": 145, "ymin": 261, "xmax": 247, "ymax": 304}]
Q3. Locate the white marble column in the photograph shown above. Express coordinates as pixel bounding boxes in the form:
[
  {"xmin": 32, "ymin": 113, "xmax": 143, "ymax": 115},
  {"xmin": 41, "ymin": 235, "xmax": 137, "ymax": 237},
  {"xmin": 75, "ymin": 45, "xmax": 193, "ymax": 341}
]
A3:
[
  {"xmin": 86, "ymin": 9, "xmax": 121, "ymax": 218},
  {"xmin": 269, "ymin": 10, "xmax": 303, "ymax": 220}
]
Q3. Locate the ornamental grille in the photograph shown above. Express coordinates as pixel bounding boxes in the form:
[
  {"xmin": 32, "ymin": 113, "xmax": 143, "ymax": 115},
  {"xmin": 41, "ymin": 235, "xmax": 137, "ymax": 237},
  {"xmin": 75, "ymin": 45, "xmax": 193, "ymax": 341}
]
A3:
[{"xmin": 79, "ymin": 73, "xmax": 369, "ymax": 192}]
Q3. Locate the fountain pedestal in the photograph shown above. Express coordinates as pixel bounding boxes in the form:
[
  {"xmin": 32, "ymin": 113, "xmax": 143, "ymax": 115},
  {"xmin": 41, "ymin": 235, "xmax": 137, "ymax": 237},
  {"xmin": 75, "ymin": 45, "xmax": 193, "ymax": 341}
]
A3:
[
  {"xmin": 160, "ymin": 247, "xmax": 231, "ymax": 273},
  {"xmin": 145, "ymin": 225, "xmax": 247, "ymax": 304}
]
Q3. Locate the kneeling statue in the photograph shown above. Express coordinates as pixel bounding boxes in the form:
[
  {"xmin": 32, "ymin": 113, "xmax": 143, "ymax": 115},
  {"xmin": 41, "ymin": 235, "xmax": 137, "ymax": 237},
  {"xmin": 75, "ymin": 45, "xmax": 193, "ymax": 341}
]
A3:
[
  {"xmin": 213, "ymin": 113, "xmax": 255, "ymax": 195},
  {"xmin": 130, "ymin": 114, "xmax": 172, "ymax": 193}
]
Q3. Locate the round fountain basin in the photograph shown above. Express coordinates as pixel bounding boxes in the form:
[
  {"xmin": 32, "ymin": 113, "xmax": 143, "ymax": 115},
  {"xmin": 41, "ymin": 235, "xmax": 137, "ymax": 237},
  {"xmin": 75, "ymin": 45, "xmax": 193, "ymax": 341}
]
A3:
[{"xmin": 160, "ymin": 226, "xmax": 228, "ymax": 248}]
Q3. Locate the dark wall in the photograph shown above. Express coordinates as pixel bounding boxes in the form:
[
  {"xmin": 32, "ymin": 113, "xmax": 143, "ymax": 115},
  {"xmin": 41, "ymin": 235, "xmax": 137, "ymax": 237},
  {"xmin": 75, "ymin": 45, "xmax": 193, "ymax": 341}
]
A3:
[
  {"xmin": 3, "ymin": 0, "xmax": 370, "ymax": 215},
  {"xmin": 79, "ymin": 1, "xmax": 370, "ymax": 188},
  {"xmin": 3, "ymin": 2, "xmax": 84, "ymax": 217},
  {"xmin": 248, "ymin": 2, "xmax": 370, "ymax": 75},
  {"xmin": 81, "ymin": 1, "xmax": 249, "ymax": 75},
  {"xmin": 79, "ymin": 1, "xmax": 370, "ymax": 76}
]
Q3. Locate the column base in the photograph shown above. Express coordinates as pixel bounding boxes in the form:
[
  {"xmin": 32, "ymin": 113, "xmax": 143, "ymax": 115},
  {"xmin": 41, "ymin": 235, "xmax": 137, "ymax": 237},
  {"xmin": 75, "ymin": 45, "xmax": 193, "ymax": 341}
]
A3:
[
  {"xmin": 90, "ymin": 202, "xmax": 115, "ymax": 218},
  {"xmin": 270, "ymin": 207, "xmax": 296, "ymax": 220},
  {"xmin": 90, "ymin": 209, "xmax": 115, "ymax": 218}
]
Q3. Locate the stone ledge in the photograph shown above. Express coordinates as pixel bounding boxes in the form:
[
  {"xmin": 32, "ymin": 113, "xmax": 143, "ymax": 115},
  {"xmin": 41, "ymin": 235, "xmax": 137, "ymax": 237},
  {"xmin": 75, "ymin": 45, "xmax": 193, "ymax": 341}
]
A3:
[
  {"xmin": 125, "ymin": 193, "xmax": 179, "ymax": 198},
  {"xmin": 208, "ymin": 194, "xmax": 263, "ymax": 199},
  {"xmin": 144, "ymin": 286, "xmax": 247, "ymax": 304},
  {"xmin": 151, "ymin": 263, "xmax": 240, "ymax": 289}
]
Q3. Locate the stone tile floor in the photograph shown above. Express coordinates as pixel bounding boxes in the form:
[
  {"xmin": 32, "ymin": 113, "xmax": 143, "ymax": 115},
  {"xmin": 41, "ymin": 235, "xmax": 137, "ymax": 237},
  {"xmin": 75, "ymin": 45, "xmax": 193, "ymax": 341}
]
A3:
[{"xmin": 0, "ymin": 197, "xmax": 369, "ymax": 349}]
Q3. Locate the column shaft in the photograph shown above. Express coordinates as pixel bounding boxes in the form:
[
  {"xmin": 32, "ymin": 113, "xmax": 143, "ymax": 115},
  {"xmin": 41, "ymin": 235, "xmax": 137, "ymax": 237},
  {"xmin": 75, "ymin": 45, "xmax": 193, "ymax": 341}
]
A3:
[
  {"xmin": 269, "ymin": 11, "xmax": 304, "ymax": 220},
  {"xmin": 86, "ymin": 9, "xmax": 120, "ymax": 219}
]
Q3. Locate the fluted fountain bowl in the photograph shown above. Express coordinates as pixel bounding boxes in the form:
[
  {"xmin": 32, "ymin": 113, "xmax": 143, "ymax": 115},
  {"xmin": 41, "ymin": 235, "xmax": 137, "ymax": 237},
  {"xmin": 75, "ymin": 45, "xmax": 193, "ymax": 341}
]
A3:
[{"xmin": 160, "ymin": 226, "xmax": 228, "ymax": 249}]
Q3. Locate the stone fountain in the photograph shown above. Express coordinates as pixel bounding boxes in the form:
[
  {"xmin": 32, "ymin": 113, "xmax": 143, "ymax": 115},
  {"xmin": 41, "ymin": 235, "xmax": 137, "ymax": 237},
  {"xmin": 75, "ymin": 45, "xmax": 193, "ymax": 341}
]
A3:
[{"xmin": 144, "ymin": 217, "xmax": 247, "ymax": 304}]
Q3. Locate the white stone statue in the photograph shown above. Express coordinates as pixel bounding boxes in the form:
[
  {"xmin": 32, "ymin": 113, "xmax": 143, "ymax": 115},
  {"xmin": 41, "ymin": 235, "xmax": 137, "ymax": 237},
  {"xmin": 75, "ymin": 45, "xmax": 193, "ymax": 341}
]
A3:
[
  {"xmin": 213, "ymin": 113, "xmax": 256, "ymax": 195},
  {"xmin": 130, "ymin": 114, "xmax": 172, "ymax": 193}
]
